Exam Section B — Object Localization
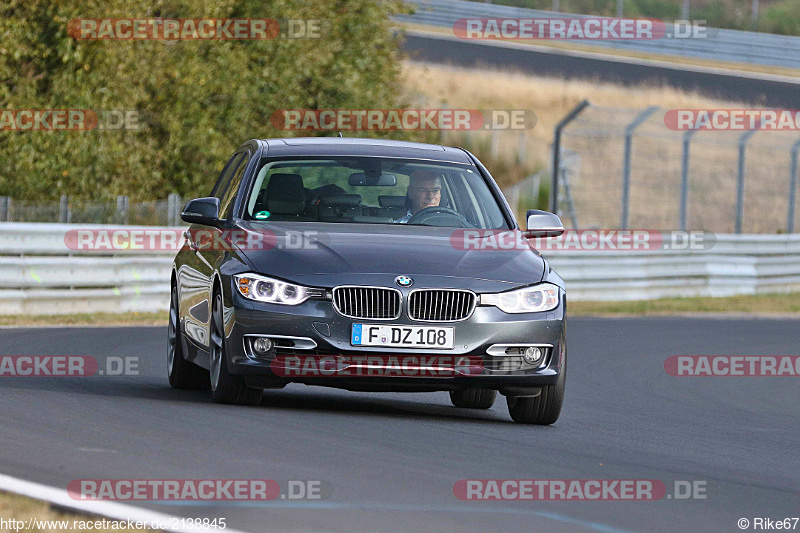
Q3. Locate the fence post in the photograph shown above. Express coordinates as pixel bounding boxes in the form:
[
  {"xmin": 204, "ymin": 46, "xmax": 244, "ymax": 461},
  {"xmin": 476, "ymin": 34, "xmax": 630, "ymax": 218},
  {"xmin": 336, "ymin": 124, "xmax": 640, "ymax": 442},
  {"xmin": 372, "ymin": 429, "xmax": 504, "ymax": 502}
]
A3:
[
  {"xmin": 551, "ymin": 99, "xmax": 590, "ymax": 216},
  {"xmin": 168, "ymin": 193, "xmax": 182, "ymax": 226},
  {"xmin": 621, "ymin": 106, "xmax": 659, "ymax": 229},
  {"xmin": 0, "ymin": 197, "xmax": 9, "ymax": 222},
  {"xmin": 117, "ymin": 195, "xmax": 129, "ymax": 225},
  {"xmin": 736, "ymin": 129, "xmax": 758, "ymax": 234},
  {"xmin": 490, "ymin": 129, "xmax": 499, "ymax": 160},
  {"xmin": 788, "ymin": 138, "xmax": 800, "ymax": 233},
  {"xmin": 679, "ymin": 129, "xmax": 697, "ymax": 231},
  {"xmin": 59, "ymin": 195, "xmax": 70, "ymax": 223},
  {"xmin": 517, "ymin": 132, "xmax": 526, "ymax": 166}
]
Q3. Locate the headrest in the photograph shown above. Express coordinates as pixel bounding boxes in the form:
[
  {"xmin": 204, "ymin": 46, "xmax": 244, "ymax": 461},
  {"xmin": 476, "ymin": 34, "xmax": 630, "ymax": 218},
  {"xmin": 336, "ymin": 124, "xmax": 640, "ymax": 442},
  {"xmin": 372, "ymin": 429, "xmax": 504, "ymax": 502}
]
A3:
[
  {"xmin": 266, "ymin": 173, "xmax": 305, "ymax": 214},
  {"xmin": 319, "ymin": 194, "xmax": 361, "ymax": 206}
]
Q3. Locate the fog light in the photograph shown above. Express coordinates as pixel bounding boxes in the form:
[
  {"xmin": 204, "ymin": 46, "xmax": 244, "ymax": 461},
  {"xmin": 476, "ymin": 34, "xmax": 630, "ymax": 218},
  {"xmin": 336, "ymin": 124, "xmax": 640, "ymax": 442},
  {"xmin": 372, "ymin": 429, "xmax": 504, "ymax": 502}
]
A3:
[
  {"xmin": 253, "ymin": 337, "xmax": 273, "ymax": 355},
  {"xmin": 523, "ymin": 346, "xmax": 543, "ymax": 365}
]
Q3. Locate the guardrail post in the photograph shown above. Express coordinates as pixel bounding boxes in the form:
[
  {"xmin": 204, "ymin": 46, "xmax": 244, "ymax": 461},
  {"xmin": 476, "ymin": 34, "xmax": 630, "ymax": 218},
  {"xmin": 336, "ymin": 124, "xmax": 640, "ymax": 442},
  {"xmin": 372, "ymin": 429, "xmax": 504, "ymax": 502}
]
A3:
[
  {"xmin": 621, "ymin": 106, "xmax": 659, "ymax": 229},
  {"xmin": 551, "ymin": 99, "xmax": 590, "ymax": 216},
  {"xmin": 116, "ymin": 195, "xmax": 129, "ymax": 225},
  {"xmin": 168, "ymin": 193, "xmax": 182, "ymax": 226},
  {"xmin": 736, "ymin": 129, "xmax": 758, "ymax": 234},
  {"xmin": 788, "ymin": 138, "xmax": 800, "ymax": 233},
  {"xmin": 59, "ymin": 195, "xmax": 70, "ymax": 223},
  {"xmin": 0, "ymin": 197, "xmax": 9, "ymax": 222},
  {"xmin": 679, "ymin": 129, "xmax": 697, "ymax": 231}
]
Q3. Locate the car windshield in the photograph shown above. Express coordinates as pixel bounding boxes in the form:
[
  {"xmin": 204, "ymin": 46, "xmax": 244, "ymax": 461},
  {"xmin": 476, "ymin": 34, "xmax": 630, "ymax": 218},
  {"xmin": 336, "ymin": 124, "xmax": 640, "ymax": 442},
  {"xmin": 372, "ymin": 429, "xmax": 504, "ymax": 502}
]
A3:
[{"xmin": 244, "ymin": 157, "xmax": 509, "ymax": 229}]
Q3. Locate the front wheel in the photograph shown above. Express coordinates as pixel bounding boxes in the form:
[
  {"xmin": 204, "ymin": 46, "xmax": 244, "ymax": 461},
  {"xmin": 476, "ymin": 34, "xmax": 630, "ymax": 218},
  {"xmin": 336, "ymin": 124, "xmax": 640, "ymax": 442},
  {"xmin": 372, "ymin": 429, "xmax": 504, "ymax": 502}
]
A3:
[
  {"xmin": 507, "ymin": 333, "xmax": 566, "ymax": 425},
  {"xmin": 449, "ymin": 388, "xmax": 497, "ymax": 409},
  {"xmin": 168, "ymin": 284, "xmax": 209, "ymax": 390},
  {"xmin": 209, "ymin": 292, "xmax": 262, "ymax": 406}
]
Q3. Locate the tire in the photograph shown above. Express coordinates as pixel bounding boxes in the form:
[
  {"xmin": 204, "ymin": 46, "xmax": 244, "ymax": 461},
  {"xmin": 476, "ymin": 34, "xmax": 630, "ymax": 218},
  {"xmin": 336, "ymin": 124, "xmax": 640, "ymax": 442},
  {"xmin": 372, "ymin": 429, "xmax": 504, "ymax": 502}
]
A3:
[
  {"xmin": 209, "ymin": 291, "xmax": 262, "ymax": 406},
  {"xmin": 506, "ymin": 332, "xmax": 566, "ymax": 425},
  {"xmin": 168, "ymin": 284, "xmax": 210, "ymax": 390},
  {"xmin": 449, "ymin": 388, "xmax": 497, "ymax": 409}
]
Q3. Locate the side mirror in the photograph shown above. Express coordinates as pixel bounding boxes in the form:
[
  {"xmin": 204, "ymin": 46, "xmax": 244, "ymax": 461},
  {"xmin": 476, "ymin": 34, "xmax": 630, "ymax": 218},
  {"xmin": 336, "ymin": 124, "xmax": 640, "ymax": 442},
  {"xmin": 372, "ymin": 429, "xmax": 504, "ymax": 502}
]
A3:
[
  {"xmin": 525, "ymin": 209, "xmax": 564, "ymax": 237},
  {"xmin": 181, "ymin": 197, "xmax": 221, "ymax": 227}
]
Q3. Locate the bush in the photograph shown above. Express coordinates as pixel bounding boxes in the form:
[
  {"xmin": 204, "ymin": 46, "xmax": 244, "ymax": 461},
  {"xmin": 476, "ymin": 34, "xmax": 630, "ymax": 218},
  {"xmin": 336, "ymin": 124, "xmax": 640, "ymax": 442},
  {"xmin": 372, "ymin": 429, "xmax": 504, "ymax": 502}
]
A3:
[{"xmin": 0, "ymin": 0, "xmax": 409, "ymax": 201}]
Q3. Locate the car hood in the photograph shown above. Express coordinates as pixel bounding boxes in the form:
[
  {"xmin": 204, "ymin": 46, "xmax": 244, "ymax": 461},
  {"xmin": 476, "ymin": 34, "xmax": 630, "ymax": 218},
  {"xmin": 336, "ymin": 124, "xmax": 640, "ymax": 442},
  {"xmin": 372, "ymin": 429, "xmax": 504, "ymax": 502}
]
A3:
[{"xmin": 234, "ymin": 221, "xmax": 545, "ymax": 291}]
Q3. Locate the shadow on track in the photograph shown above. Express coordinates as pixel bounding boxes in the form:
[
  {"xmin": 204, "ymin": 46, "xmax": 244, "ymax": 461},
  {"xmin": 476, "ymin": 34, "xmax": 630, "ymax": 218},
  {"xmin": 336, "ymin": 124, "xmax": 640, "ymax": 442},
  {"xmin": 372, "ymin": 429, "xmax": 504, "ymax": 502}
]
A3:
[{"xmin": 0, "ymin": 376, "xmax": 520, "ymax": 425}]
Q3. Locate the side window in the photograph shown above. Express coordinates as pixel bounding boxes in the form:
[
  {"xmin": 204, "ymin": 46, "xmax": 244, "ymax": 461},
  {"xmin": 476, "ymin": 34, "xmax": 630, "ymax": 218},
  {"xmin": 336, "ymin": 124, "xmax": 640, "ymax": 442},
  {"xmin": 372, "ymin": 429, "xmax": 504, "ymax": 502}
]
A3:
[
  {"xmin": 220, "ymin": 154, "xmax": 250, "ymax": 220},
  {"xmin": 211, "ymin": 152, "xmax": 244, "ymax": 201}
]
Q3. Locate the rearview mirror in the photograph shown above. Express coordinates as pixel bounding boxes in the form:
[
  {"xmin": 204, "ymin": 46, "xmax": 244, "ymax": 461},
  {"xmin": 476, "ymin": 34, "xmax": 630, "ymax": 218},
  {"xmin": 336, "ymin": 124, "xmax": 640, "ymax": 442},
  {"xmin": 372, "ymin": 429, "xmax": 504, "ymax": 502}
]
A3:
[
  {"xmin": 348, "ymin": 173, "xmax": 398, "ymax": 186},
  {"xmin": 525, "ymin": 209, "xmax": 564, "ymax": 237},
  {"xmin": 181, "ymin": 197, "xmax": 222, "ymax": 227}
]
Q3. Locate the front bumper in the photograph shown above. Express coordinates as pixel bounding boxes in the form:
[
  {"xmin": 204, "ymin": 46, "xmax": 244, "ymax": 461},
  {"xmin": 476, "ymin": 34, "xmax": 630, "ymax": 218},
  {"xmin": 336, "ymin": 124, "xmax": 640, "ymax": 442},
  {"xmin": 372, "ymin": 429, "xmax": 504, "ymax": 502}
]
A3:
[{"xmin": 223, "ymin": 287, "xmax": 566, "ymax": 394}]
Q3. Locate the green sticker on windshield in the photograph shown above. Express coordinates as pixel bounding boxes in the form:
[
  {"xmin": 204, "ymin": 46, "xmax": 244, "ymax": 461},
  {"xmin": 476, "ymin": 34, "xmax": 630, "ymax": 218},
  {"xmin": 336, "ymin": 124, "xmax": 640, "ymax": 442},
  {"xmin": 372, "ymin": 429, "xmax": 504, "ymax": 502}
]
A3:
[{"xmin": 255, "ymin": 210, "xmax": 270, "ymax": 219}]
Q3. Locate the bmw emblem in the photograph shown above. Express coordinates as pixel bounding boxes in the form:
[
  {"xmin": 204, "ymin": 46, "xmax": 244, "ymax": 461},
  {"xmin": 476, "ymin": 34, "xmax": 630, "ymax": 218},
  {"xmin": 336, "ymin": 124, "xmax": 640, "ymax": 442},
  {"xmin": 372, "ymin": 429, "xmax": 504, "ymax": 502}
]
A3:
[{"xmin": 395, "ymin": 275, "xmax": 414, "ymax": 287}]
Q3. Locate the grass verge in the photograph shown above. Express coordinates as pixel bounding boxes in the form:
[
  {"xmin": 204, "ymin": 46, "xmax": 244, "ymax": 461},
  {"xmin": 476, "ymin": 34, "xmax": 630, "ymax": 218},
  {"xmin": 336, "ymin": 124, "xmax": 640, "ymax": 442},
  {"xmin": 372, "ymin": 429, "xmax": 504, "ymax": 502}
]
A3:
[
  {"xmin": 0, "ymin": 490, "xmax": 159, "ymax": 532},
  {"xmin": 2, "ymin": 294, "xmax": 799, "ymax": 325},
  {"xmin": 0, "ymin": 312, "xmax": 167, "ymax": 327},
  {"xmin": 569, "ymin": 292, "xmax": 800, "ymax": 316}
]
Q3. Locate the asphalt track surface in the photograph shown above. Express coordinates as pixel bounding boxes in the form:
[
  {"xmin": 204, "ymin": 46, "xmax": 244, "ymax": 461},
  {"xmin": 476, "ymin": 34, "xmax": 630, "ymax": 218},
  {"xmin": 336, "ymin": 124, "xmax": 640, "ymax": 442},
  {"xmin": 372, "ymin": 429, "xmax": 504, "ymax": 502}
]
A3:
[
  {"xmin": 402, "ymin": 32, "xmax": 800, "ymax": 108},
  {"xmin": 1, "ymin": 318, "xmax": 798, "ymax": 533}
]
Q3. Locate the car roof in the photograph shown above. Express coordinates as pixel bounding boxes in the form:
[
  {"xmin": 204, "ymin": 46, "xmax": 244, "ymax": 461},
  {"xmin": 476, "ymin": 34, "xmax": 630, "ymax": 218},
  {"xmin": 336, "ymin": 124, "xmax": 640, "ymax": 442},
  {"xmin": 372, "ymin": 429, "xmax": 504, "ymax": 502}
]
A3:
[{"xmin": 255, "ymin": 137, "xmax": 474, "ymax": 164}]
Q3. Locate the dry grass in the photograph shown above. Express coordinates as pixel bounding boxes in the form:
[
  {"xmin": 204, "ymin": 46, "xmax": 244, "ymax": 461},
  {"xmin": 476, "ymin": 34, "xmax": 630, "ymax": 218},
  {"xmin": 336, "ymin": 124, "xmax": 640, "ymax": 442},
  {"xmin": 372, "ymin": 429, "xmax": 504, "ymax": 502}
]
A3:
[
  {"xmin": 403, "ymin": 60, "xmax": 743, "ymax": 161},
  {"xmin": 402, "ymin": 61, "xmax": 799, "ymax": 232},
  {"xmin": 570, "ymin": 292, "xmax": 800, "ymax": 316},
  {"xmin": 0, "ymin": 312, "xmax": 166, "ymax": 327},
  {"xmin": 1, "ymin": 297, "xmax": 798, "ymax": 325},
  {"xmin": 0, "ymin": 490, "xmax": 159, "ymax": 532}
]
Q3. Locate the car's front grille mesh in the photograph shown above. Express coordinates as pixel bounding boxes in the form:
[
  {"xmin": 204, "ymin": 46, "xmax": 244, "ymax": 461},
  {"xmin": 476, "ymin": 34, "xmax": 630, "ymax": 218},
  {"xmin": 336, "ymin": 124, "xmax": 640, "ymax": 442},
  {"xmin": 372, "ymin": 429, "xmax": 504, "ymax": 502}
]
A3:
[
  {"xmin": 408, "ymin": 290, "xmax": 475, "ymax": 321},
  {"xmin": 333, "ymin": 287, "xmax": 401, "ymax": 319}
]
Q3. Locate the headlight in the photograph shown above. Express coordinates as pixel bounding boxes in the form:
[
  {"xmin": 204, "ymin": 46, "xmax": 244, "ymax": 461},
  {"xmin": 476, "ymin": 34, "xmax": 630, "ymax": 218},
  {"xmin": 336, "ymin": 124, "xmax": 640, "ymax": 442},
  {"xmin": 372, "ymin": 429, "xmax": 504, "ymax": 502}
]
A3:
[
  {"xmin": 234, "ymin": 274, "xmax": 320, "ymax": 305},
  {"xmin": 479, "ymin": 283, "xmax": 559, "ymax": 314}
]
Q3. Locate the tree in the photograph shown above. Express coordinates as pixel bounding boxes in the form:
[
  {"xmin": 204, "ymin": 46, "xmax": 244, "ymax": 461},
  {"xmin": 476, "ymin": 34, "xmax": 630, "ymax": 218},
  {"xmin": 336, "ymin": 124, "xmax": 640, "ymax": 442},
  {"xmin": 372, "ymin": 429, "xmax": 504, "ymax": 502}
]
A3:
[{"xmin": 0, "ymin": 0, "xmax": 409, "ymax": 200}]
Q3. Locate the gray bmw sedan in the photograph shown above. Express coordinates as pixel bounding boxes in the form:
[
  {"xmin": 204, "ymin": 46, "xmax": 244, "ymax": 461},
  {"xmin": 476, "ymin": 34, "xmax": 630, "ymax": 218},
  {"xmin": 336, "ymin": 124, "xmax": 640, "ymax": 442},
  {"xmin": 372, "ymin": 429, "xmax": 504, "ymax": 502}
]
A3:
[{"xmin": 169, "ymin": 137, "xmax": 567, "ymax": 424}]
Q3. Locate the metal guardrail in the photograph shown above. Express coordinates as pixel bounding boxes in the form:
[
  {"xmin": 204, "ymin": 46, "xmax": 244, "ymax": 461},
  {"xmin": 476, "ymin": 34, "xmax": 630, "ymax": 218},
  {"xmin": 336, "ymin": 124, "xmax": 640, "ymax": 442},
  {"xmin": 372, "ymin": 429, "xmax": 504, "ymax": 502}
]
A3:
[
  {"xmin": 547, "ymin": 240, "xmax": 800, "ymax": 301},
  {"xmin": 0, "ymin": 223, "xmax": 175, "ymax": 315},
  {"xmin": 397, "ymin": 0, "xmax": 800, "ymax": 70},
  {"xmin": 2, "ymin": 223, "xmax": 800, "ymax": 314}
]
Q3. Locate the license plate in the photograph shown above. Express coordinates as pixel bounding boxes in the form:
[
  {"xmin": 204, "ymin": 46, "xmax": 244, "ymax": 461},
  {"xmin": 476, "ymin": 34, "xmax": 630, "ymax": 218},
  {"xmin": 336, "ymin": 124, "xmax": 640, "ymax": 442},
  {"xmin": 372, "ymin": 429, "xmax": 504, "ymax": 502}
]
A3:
[{"xmin": 351, "ymin": 324, "xmax": 455, "ymax": 349}]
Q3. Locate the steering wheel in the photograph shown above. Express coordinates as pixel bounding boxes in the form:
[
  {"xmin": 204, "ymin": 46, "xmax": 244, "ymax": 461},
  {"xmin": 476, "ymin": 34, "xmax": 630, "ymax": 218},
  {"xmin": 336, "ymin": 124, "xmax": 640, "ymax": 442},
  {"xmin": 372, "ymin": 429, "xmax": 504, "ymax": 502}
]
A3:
[{"xmin": 406, "ymin": 206, "xmax": 472, "ymax": 228}]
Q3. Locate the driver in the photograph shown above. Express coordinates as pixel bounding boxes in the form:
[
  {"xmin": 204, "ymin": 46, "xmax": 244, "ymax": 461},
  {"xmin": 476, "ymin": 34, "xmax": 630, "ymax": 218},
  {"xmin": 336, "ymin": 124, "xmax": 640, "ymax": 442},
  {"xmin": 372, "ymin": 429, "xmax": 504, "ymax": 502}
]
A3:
[{"xmin": 395, "ymin": 170, "xmax": 442, "ymax": 223}]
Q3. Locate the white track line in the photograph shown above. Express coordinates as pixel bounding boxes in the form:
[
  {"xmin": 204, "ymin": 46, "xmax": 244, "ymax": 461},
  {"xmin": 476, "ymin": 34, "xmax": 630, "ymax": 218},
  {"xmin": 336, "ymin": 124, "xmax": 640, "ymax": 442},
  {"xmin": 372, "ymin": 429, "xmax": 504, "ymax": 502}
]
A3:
[{"xmin": 0, "ymin": 473, "xmax": 251, "ymax": 533}]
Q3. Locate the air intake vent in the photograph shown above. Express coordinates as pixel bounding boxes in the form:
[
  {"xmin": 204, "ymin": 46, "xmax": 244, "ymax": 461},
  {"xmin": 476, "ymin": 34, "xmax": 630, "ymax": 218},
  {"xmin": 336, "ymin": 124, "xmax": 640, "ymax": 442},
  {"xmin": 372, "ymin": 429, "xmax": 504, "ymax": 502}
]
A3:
[
  {"xmin": 408, "ymin": 290, "xmax": 476, "ymax": 322},
  {"xmin": 332, "ymin": 286, "xmax": 401, "ymax": 320}
]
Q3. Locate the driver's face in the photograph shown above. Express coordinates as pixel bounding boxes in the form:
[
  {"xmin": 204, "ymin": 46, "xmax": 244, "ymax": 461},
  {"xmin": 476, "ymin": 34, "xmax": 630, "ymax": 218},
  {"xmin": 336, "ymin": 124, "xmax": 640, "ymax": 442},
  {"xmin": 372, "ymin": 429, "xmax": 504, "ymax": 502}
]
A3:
[{"xmin": 409, "ymin": 178, "xmax": 442, "ymax": 213}]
